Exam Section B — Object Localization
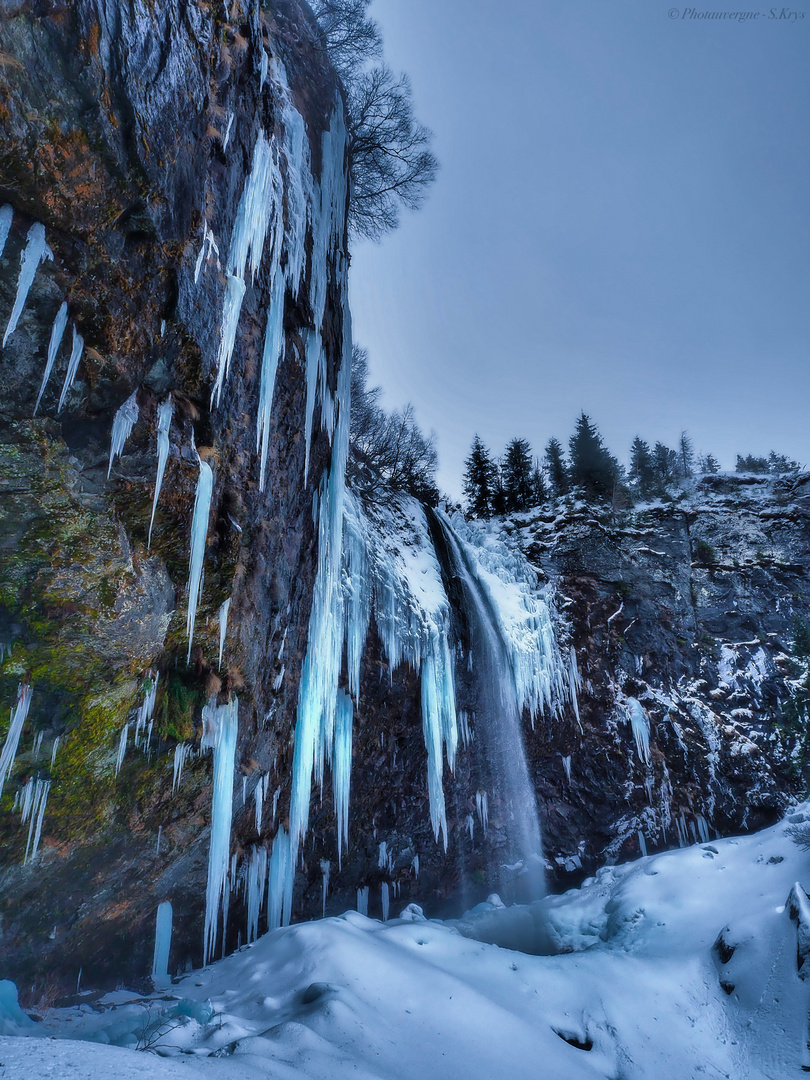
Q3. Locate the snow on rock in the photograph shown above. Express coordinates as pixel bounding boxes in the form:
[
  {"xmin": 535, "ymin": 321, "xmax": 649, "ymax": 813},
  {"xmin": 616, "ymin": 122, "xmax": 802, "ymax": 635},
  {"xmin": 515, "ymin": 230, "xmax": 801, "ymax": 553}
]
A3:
[
  {"xmin": 3, "ymin": 812, "xmax": 809, "ymax": 1078},
  {"xmin": 447, "ymin": 510, "xmax": 578, "ymax": 724}
]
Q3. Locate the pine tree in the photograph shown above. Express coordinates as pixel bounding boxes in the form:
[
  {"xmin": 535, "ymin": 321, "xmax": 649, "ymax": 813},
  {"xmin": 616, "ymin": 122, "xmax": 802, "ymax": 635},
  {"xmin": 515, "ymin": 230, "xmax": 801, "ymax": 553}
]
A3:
[
  {"xmin": 491, "ymin": 460, "xmax": 507, "ymax": 515},
  {"xmin": 568, "ymin": 413, "xmax": 619, "ymax": 500},
  {"xmin": 629, "ymin": 436, "xmax": 655, "ymax": 494},
  {"xmin": 502, "ymin": 437, "xmax": 534, "ymax": 512},
  {"xmin": 736, "ymin": 453, "xmax": 769, "ymax": 475},
  {"xmin": 652, "ymin": 442, "xmax": 677, "ymax": 487},
  {"xmin": 768, "ymin": 451, "xmax": 801, "ymax": 474},
  {"xmin": 544, "ymin": 437, "xmax": 569, "ymax": 497},
  {"xmin": 462, "ymin": 435, "xmax": 496, "ymax": 518},
  {"xmin": 678, "ymin": 431, "xmax": 694, "ymax": 479},
  {"xmin": 698, "ymin": 452, "xmax": 720, "ymax": 474},
  {"xmin": 530, "ymin": 459, "xmax": 547, "ymax": 507}
]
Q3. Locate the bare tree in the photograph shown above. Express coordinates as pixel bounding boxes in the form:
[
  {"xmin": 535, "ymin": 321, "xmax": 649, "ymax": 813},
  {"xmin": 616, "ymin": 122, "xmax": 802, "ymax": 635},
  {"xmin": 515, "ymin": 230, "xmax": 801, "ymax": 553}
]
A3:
[
  {"xmin": 345, "ymin": 65, "xmax": 438, "ymax": 240},
  {"xmin": 310, "ymin": 1, "xmax": 439, "ymax": 240},
  {"xmin": 349, "ymin": 346, "xmax": 439, "ymax": 502},
  {"xmin": 309, "ymin": 0, "xmax": 381, "ymax": 81}
]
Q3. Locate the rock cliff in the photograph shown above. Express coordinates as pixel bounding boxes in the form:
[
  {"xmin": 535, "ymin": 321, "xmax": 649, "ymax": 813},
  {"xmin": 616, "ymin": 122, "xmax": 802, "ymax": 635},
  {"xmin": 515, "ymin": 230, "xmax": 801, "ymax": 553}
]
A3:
[{"xmin": 0, "ymin": 0, "xmax": 807, "ymax": 1006}]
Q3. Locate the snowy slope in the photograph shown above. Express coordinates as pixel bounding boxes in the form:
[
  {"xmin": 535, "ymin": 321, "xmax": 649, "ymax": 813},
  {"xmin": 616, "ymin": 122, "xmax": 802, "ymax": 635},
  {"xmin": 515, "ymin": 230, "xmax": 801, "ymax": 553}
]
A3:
[{"xmin": 3, "ymin": 810, "xmax": 810, "ymax": 1079}]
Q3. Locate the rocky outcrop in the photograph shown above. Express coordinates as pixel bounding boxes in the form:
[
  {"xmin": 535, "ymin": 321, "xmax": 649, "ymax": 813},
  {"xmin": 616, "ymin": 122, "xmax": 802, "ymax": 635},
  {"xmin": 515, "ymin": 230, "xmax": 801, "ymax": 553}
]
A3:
[{"xmin": 523, "ymin": 473, "xmax": 810, "ymax": 872}]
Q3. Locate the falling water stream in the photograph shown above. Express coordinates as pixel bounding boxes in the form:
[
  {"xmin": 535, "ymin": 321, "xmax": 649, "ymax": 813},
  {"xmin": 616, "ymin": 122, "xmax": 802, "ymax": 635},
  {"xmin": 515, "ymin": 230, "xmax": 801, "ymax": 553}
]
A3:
[{"xmin": 428, "ymin": 510, "xmax": 545, "ymax": 903}]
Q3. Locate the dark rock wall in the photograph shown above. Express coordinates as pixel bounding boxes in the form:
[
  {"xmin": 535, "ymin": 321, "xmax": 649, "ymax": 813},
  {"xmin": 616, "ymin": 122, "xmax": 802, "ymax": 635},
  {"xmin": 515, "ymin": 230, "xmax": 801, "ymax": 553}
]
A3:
[
  {"xmin": 0, "ymin": 0, "xmax": 349, "ymax": 1000},
  {"xmin": 525, "ymin": 475, "xmax": 810, "ymax": 875}
]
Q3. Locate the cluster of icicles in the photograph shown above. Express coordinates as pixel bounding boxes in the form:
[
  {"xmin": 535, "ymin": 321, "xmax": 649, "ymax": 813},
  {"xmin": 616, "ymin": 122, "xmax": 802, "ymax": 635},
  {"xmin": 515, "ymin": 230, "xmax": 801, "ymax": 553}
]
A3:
[
  {"xmin": 0, "ymin": 51, "xmax": 579, "ymax": 973},
  {"xmin": 0, "ymin": 208, "xmax": 84, "ymax": 414},
  {"xmin": 0, "ymin": 684, "xmax": 56, "ymax": 865}
]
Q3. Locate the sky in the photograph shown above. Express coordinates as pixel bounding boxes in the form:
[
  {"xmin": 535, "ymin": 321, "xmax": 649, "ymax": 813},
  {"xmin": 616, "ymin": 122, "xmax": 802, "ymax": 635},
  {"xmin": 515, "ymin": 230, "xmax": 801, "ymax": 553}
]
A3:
[{"xmin": 348, "ymin": 0, "xmax": 810, "ymax": 500}]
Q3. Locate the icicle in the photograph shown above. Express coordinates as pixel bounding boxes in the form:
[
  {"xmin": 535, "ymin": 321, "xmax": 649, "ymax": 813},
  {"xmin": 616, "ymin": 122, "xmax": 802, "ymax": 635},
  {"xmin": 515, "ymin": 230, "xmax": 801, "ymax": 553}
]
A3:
[
  {"xmin": 107, "ymin": 391, "xmax": 139, "ymax": 477},
  {"xmin": 638, "ymin": 830, "xmax": 647, "ymax": 858},
  {"xmin": 320, "ymin": 859, "xmax": 330, "ymax": 918},
  {"xmin": 3, "ymin": 222, "xmax": 53, "ymax": 347},
  {"xmin": 57, "ymin": 325, "xmax": 84, "ymax": 412},
  {"xmin": 356, "ymin": 885, "xmax": 369, "ymax": 916},
  {"xmin": 148, "ymin": 396, "xmax": 173, "ymax": 547},
  {"xmin": 151, "ymin": 901, "xmax": 173, "ymax": 987},
  {"xmin": 222, "ymin": 113, "xmax": 235, "ymax": 151},
  {"xmin": 457, "ymin": 709, "xmax": 471, "ymax": 748},
  {"xmin": 562, "ymin": 755, "xmax": 572, "ymax": 782},
  {"xmin": 195, "ymin": 220, "xmax": 220, "ymax": 284},
  {"xmin": 626, "ymin": 698, "xmax": 651, "ymax": 765},
  {"xmin": 259, "ymin": 50, "xmax": 269, "ymax": 88},
  {"xmin": 267, "ymin": 826, "xmax": 294, "ymax": 931},
  {"xmin": 254, "ymin": 775, "xmax": 264, "ymax": 835},
  {"xmin": 201, "ymin": 695, "xmax": 238, "ymax": 965},
  {"xmin": 0, "ymin": 204, "xmax": 12, "ymax": 258},
  {"xmin": 186, "ymin": 456, "xmax": 214, "ymax": 663},
  {"xmin": 211, "ymin": 131, "xmax": 282, "ymax": 406},
  {"xmin": 257, "ymin": 273, "xmax": 286, "ymax": 491},
  {"xmin": 23, "ymin": 778, "xmax": 50, "ymax": 863},
  {"xmin": 381, "ymin": 882, "xmax": 390, "ymax": 923},
  {"xmin": 32, "ymin": 731, "xmax": 44, "ymax": 760},
  {"xmin": 242, "ymin": 775, "xmax": 247, "ymax": 806},
  {"xmin": 289, "ymin": 322, "xmax": 352, "ymax": 856},
  {"xmin": 34, "ymin": 301, "xmax": 68, "ymax": 415},
  {"xmin": 115, "ymin": 723, "xmax": 128, "ymax": 777},
  {"xmin": 412, "ymin": 854, "xmax": 419, "ymax": 878},
  {"xmin": 172, "ymin": 743, "xmax": 191, "ymax": 793},
  {"xmin": 218, "ymin": 598, "xmax": 230, "ymax": 668},
  {"xmin": 476, "ymin": 790, "xmax": 488, "ymax": 837},
  {"xmin": 0, "ymin": 684, "xmax": 32, "ymax": 800},
  {"xmin": 50, "ymin": 737, "xmax": 59, "ymax": 768},
  {"xmin": 466, "ymin": 814, "xmax": 474, "ymax": 840},
  {"xmin": 245, "ymin": 846, "xmax": 268, "ymax": 944},
  {"xmin": 156, "ymin": 826, "xmax": 162, "ymax": 854},
  {"xmin": 333, "ymin": 689, "xmax": 352, "ymax": 866}
]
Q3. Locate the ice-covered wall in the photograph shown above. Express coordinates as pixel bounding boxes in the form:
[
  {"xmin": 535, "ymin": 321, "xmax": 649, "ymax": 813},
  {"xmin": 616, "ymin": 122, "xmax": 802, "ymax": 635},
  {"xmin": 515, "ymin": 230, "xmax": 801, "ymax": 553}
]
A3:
[{"xmin": 0, "ymin": 0, "xmax": 354, "ymax": 998}]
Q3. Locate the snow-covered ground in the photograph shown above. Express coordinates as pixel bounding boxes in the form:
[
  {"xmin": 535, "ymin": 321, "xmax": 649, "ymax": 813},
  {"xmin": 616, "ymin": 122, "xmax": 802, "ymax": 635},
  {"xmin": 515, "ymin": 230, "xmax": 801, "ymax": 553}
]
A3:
[{"xmin": 3, "ymin": 809, "xmax": 810, "ymax": 1079}]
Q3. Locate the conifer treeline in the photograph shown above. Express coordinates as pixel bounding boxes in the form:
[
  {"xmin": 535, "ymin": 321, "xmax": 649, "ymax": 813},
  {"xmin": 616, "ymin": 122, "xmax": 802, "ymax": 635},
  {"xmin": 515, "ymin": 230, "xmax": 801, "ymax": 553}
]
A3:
[{"xmin": 462, "ymin": 413, "xmax": 801, "ymax": 519}]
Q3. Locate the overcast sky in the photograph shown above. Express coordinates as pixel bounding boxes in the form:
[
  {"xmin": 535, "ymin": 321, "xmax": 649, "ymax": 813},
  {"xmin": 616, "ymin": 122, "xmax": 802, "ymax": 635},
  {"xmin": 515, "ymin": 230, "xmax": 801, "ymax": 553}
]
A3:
[{"xmin": 348, "ymin": 0, "xmax": 809, "ymax": 500}]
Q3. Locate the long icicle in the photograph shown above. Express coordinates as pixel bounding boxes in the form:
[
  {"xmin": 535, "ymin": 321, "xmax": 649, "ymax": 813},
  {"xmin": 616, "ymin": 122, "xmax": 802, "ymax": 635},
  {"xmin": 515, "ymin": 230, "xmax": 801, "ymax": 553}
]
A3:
[
  {"xmin": 57, "ymin": 325, "xmax": 84, "ymax": 412},
  {"xmin": 0, "ymin": 204, "xmax": 13, "ymax": 259},
  {"xmin": 202, "ymin": 696, "xmax": 238, "ymax": 965},
  {"xmin": 148, "ymin": 396, "xmax": 174, "ymax": 547},
  {"xmin": 186, "ymin": 455, "xmax": 214, "ymax": 663},
  {"xmin": 0, "ymin": 685, "xmax": 33, "ymax": 800},
  {"xmin": 34, "ymin": 301, "xmax": 68, "ymax": 415},
  {"xmin": 3, "ymin": 222, "xmax": 53, "ymax": 347}
]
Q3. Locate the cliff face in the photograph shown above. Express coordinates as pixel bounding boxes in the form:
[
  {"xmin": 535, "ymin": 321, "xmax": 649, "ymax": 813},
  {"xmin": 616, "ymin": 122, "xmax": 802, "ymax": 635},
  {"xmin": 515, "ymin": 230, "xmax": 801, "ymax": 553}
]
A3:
[
  {"xmin": 1, "ymin": 0, "xmax": 807, "ymax": 1006},
  {"xmin": 302, "ymin": 477, "xmax": 809, "ymax": 923},
  {"xmin": 525, "ymin": 473, "xmax": 810, "ymax": 870},
  {"xmin": 0, "ymin": 0, "xmax": 350, "ymax": 997}
]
